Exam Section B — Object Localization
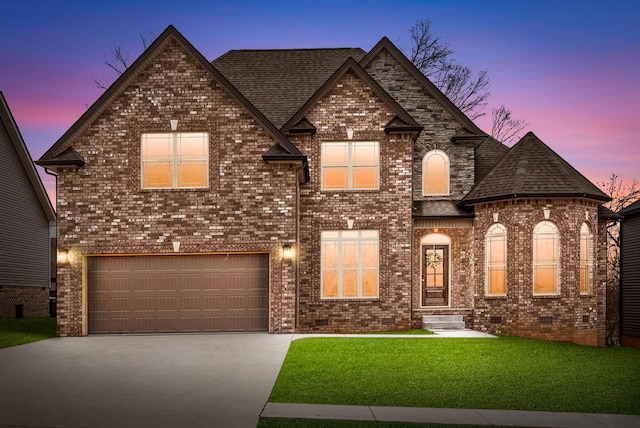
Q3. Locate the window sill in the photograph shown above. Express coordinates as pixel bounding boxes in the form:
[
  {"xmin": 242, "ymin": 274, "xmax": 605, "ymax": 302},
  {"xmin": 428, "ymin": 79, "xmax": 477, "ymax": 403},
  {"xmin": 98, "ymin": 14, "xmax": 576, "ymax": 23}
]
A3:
[{"xmin": 532, "ymin": 294, "xmax": 560, "ymax": 299}]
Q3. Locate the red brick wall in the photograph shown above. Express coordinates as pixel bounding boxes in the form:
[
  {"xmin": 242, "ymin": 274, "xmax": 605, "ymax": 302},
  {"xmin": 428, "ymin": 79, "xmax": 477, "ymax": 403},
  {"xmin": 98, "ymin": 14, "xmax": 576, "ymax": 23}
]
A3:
[
  {"xmin": 471, "ymin": 198, "xmax": 606, "ymax": 346},
  {"xmin": 55, "ymin": 38, "xmax": 298, "ymax": 336},
  {"xmin": 0, "ymin": 286, "xmax": 49, "ymax": 318},
  {"xmin": 293, "ymin": 70, "xmax": 414, "ymax": 332}
]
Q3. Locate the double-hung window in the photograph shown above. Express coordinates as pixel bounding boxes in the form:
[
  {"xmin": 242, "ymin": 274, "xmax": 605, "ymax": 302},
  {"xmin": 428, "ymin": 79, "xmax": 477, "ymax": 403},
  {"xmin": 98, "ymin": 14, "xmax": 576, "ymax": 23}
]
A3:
[
  {"xmin": 321, "ymin": 230, "xmax": 379, "ymax": 299},
  {"xmin": 486, "ymin": 223, "xmax": 507, "ymax": 296},
  {"xmin": 580, "ymin": 223, "xmax": 592, "ymax": 294},
  {"xmin": 141, "ymin": 132, "xmax": 209, "ymax": 189},
  {"xmin": 321, "ymin": 141, "xmax": 379, "ymax": 190},
  {"xmin": 533, "ymin": 221, "xmax": 559, "ymax": 295}
]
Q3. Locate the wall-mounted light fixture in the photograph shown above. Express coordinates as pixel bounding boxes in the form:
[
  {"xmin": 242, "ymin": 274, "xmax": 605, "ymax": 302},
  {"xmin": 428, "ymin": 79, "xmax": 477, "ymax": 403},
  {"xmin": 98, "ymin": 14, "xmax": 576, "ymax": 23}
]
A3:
[
  {"xmin": 170, "ymin": 119, "xmax": 178, "ymax": 131},
  {"xmin": 57, "ymin": 250, "xmax": 69, "ymax": 265},
  {"xmin": 172, "ymin": 241, "xmax": 181, "ymax": 252},
  {"xmin": 347, "ymin": 219, "xmax": 354, "ymax": 230},
  {"xmin": 346, "ymin": 128, "xmax": 354, "ymax": 140},
  {"xmin": 543, "ymin": 207, "xmax": 551, "ymax": 220},
  {"xmin": 282, "ymin": 244, "xmax": 295, "ymax": 260},
  {"xmin": 493, "ymin": 212, "xmax": 499, "ymax": 223},
  {"xmin": 585, "ymin": 210, "xmax": 589, "ymax": 221}
]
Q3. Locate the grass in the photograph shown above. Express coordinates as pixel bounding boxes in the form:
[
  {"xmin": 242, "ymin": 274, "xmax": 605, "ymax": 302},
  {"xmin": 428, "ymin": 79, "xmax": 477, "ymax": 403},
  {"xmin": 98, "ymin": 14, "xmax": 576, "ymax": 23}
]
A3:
[
  {"xmin": 269, "ymin": 336, "xmax": 640, "ymax": 415},
  {"xmin": 0, "ymin": 317, "xmax": 56, "ymax": 349}
]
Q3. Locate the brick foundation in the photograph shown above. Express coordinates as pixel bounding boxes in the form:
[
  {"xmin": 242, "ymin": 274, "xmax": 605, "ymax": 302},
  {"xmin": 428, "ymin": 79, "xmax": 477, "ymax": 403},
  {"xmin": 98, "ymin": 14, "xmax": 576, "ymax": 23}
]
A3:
[{"xmin": 0, "ymin": 286, "xmax": 49, "ymax": 318}]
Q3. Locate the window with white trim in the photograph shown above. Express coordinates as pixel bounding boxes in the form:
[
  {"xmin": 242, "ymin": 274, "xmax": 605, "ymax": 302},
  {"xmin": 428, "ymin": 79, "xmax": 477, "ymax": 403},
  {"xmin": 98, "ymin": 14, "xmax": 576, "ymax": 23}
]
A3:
[
  {"xmin": 533, "ymin": 221, "xmax": 559, "ymax": 295},
  {"xmin": 580, "ymin": 222, "xmax": 592, "ymax": 294},
  {"xmin": 486, "ymin": 223, "xmax": 507, "ymax": 296},
  {"xmin": 141, "ymin": 132, "xmax": 209, "ymax": 189},
  {"xmin": 321, "ymin": 230, "xmax": 379, "ymax": 299},
  {"xmin": 422, "ymin": 150, "xmax": 449, "ymax": 196},
  {"xmin": 321, "ymin": 141, "xmax": 379, "ymax": 190}
]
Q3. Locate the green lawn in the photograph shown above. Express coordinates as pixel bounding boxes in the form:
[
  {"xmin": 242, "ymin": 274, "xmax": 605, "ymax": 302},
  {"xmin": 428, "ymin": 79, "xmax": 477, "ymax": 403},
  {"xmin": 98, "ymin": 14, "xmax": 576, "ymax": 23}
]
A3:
[
  {"xmin": 269, "ymin": 336, "xmax": 640, "ymax": 415},
  {"xmin": 0, "ymin": 317, "xmax": 56, "ymax": 349}
]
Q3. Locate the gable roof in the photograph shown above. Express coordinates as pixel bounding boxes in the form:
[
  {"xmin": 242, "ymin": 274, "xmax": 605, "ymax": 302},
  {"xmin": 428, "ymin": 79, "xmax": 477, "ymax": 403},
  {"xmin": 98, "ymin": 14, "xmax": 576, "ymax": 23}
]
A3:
[
  {"xmin": 0, "ymin": 91, "xmax": 55, "ymax": 222},
  {"xmin": 213, "ymin": 47, "xmax": 366, "ymax": 129},
  {"xmin": 360, "ymin": 37, "xmax": 485, "ymax": 136},
  {"xmin": 281, "ymin": 57, "xmax": 422, "ymax": 136},
  {"xmin": 37, "ymin": 25, "xmax": 305, "ymax": 170},
  {"xmin": 462, "ymin": 132, "xmax": 610, "ymax": 205}
]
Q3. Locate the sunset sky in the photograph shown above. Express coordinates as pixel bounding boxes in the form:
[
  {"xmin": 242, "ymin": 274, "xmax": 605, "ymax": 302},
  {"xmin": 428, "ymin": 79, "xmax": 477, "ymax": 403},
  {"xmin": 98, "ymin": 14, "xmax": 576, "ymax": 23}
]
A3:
[{"xmin": 1, "ymin": 0, "xmax": 638, "ymax": 205}]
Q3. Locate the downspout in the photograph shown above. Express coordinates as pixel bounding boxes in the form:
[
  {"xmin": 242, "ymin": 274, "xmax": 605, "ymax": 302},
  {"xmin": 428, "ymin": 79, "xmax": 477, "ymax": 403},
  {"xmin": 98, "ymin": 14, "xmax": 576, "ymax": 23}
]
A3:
[
  {"xmin": 293, "ymin": 162, "xmax": 305, "ymax": 331},
  {"xmin": 44, "ymin": 167, "xmax": 58, "ymax": 318}
]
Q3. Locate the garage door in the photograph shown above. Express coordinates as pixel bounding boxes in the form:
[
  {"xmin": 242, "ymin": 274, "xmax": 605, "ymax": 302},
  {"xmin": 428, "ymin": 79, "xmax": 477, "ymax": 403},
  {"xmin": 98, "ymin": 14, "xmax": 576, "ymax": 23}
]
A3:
[{"xmin": 87, "ymin": 254, "xmax": 269, "ymax": 334}]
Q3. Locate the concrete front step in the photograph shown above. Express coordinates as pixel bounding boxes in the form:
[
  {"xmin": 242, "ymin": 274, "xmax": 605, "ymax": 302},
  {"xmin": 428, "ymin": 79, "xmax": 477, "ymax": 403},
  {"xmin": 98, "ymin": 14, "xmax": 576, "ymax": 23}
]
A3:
[{"xmin": 422, "ymin": 314, "xmax": 466, "ymax": 330}]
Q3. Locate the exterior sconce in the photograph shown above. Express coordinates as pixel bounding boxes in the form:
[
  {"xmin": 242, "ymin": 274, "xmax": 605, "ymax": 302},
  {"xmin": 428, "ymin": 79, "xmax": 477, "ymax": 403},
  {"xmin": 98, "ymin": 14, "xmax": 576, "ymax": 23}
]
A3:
[
  {"xmin": 57, "ymin": 250, "xmax": 69, "ymax": 265},
  {"xmin": 585, "ymin": 210, "xmax": 589, "ymax": 220},
  {"xmin": 346, "ymin": 128, "xmax": 354, "ymax": 140},
  {"xmin": 347, "ymin": 219, "xmax": 354, "ymax": 229},
  {"xmin": 170, "ymin": 119, "xmax": 178, "ymax": 131},
  {"xmin": 493, "ymin": 213, "xmax": 499, "ymax": 223},
  {"xmin": 543, "ymin": 207, "xmax": 551, "ymax": 220},
  {"xmin": 282, "ymin": 244, "xmax": 295, "ymax": 260},
  {"xmin": 172, "ymin": 241, "xmax": 181, "ymax": 252}
]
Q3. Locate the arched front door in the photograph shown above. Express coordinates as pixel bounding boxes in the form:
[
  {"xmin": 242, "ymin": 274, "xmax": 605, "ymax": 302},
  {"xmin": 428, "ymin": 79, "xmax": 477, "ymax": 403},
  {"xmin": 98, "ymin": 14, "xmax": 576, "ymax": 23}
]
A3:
[{"xmin": 421, "ymin": 234, "xmax": 450, "ymax": 306}]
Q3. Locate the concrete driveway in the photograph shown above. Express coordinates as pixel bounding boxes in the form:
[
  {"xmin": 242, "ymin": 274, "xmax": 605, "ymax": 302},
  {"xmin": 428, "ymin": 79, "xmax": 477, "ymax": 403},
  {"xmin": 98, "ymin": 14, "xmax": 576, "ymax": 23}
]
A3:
[{"xmin": 0, "ymin": 334, "xmax": 293, "ymax": 428}]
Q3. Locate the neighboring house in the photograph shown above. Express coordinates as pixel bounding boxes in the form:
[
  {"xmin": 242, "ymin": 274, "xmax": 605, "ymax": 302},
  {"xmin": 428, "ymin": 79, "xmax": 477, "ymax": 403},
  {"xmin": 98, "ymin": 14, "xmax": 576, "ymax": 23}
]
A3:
[
  {"xmin": 620, "ymin": 199, "xmax": 640, "ymax": 347},
  {"xmin": 38, "ymin": 26, "xmax": 611, "ymax": 345},
  {"xmin": 0, "ymin": 91, "xmax": 56, "ymax": 318}
]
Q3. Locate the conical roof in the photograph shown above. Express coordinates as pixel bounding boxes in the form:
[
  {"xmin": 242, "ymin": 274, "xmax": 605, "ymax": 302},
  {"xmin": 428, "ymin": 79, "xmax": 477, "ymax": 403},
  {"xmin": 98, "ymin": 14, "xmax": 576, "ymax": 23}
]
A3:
[{"xmin": 462, "ymin": 132, "xmax": 609, "ymax": 205}]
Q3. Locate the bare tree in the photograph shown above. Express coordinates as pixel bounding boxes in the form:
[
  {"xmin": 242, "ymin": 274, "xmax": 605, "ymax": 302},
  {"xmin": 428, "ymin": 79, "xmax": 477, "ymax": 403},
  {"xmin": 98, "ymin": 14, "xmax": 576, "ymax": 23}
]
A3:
[
  {"xmin": 491, "ymin": 105, "xmax": 529, "ymax": 144},
  {"xmin": 93, "ymin": 33, "xmax": 154, "ymax": 89},
  {"xmin": 408, "ymin": 19, "xmax": 490, "ymax": 120},
  {"xmin": 601, "ymin": 173, "xmax": 640, "ymax": 345}
]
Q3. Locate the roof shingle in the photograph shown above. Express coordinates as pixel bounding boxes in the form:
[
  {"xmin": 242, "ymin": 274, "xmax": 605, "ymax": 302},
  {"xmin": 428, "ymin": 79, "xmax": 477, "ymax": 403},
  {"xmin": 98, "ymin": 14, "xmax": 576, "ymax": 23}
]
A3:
[
  {"xmin": 462, "ymin": 132, "xmax": 610, "ymax": 205},
  {"xmin": 213, "ymin": 48, "xmax": 366, "ymax": 129}
]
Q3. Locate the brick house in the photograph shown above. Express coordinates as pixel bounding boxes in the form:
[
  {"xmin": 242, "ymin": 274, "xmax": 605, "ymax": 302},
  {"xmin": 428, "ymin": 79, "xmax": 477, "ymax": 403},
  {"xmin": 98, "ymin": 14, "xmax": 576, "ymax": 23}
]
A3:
[
  {"xmin": 38, "ymin": 26, "xmax": 611, "ymax": 345},
  {"xmin": 1, "ymin": 92, "xmax": 56, "ymax": 318}
]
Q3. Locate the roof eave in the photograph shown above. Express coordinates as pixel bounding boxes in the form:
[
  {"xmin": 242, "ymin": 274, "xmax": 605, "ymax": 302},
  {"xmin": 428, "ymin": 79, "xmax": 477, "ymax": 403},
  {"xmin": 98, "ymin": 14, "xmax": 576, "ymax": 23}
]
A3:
[{"xmin": 461, "ymin": 193, "xmax": 612, "ymax": 207}]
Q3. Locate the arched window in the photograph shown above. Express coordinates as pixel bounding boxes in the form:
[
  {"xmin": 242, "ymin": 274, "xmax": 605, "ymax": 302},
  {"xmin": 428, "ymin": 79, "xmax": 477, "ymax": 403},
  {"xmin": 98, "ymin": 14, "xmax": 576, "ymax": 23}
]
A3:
[
  {"xmin": 580, "ymin": 223, "xmax": 592, "ymax": 294},
  {"xmin": 422, "ymin": 150, "xmax": 450, "ymax": 196},
  {"xmin": 533, "ymin": 221, "xmax": 559, "ymax": 295},
  {"xmin": 486, "ymin": 223, "xmax": 507, "ymax": 296}
]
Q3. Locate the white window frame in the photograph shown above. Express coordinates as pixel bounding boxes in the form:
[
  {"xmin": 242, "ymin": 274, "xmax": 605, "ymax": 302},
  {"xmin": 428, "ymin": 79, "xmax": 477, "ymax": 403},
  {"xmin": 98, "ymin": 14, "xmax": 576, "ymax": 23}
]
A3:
[
  {"xmin": 422, "ymin": 149, "xmax": 450, "ymax": 196},
  {"xmin": 533, "ymin": 221, "xmax": 560, "ymax": 296},
  {"xmin": 580, "ymin": 222, "xmax": 593, "ymax": 295},
  {"xmin": 485, "ymin": 223, "xmax": 507, "ymax": 296},
  {"xmin": 141, "ymin": 132, "xmax": 209, "ymax": 189},
  {"xmin": 321, "ymin": 141, "xmax": 379, "ymax": 190},
  {"xmin": 321, "ymin": 230, "xmax": 379, "ymax": 299}
]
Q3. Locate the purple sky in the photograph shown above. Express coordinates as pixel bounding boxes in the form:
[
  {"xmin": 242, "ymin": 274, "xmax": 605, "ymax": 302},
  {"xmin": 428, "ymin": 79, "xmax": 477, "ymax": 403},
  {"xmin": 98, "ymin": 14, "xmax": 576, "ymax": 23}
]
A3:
[{"xmin": 1, "ymin": 0, "xmax": 638, "ymax": 205}]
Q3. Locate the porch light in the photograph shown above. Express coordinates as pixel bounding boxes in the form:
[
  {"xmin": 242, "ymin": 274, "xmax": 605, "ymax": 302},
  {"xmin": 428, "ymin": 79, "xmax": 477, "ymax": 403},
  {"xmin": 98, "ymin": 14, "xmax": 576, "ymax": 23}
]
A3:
[
  {"xmin": 346, "ymin": 128, "xmax": 354, "ymax": 140},
  {"xmin": 282, "ymin": 244, "xmax": 295, "ymax": 260},
  {"xmin": 172, "ymin": 241, "xmax": 181, "ymax": 252},
  {"xmin": 543, "ymin": 207, "xmax": 551, "ymax": 219},
  {"xmin": 347, "ymin": 219, "xmax": 354, "ymax": 229},
  {"xmin": 493, "ymin": 213, "xmax": 499, "ymax": 223},
  {"xmin": 57, "ymin": 250, "xmax": 69, "ymax": 265},
  {"xmin": 170, "ymin": 119, "xmax": 178, "ymax": 131},
  {"xmin": 585, "ymin": 210, "xmax": 589, "ymax": 220}
]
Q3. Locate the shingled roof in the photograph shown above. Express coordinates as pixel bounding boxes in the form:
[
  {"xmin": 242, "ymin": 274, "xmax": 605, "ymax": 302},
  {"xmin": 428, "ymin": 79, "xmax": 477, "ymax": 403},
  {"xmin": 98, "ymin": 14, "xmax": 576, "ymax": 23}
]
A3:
[
  {"xmin": 474, "ymin": 136, "xmax": 509, "ymax": 183},
  {"xmin": 213, "ymin": 48, "xmax": 366, "ymax": 129},
  {"xmin": 462, "ymin": 132, "xmax": 610, "ymax": 205}
]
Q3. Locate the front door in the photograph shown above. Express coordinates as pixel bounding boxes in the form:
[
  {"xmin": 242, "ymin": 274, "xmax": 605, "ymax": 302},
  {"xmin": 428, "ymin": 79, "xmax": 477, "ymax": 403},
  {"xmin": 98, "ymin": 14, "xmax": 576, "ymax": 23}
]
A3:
[{"xmin": 422, "ymin": 245, "xmax": 449, "ymax": 306}]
